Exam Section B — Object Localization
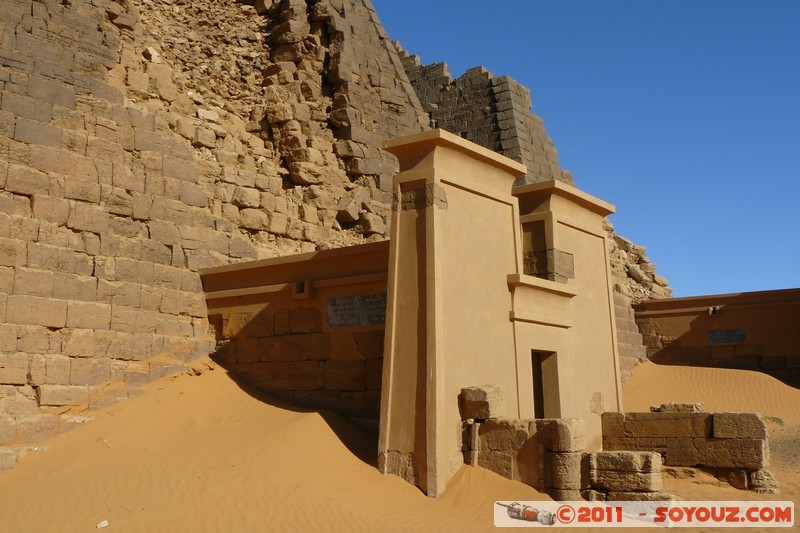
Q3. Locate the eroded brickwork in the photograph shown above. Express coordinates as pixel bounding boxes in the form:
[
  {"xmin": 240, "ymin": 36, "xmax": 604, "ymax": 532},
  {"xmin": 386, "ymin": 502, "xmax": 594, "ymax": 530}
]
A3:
[
  {"xmin": 0, "ymin": 0, "xmax": 427, "ymax": 468},
  {"xmin": 396, "ymin": 45, "xmax": 573, "ymax": 187}
]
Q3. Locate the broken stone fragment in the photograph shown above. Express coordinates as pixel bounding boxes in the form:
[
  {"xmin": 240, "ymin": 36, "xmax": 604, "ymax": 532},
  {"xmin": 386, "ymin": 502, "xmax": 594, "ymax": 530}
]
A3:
[
  {"xmin": 749, "ymin": 469, "xmax": 779, "ymax": 494},
  {"xmin": 143, "ymin": 47, "xmax": 162, "ymax": 64},
  {"xmin": 650, "ymin": 402, "xmax": 705, "ymax": 413},
  {"xmin": 459, "ymin": 385, "xmax": 504, "ymax": 420},
  {"xmin": 336, "ymin": 187, "xmax": 370, "ymax": 223},
  {"xmin": 357, "ymin": 212, "xmax": 384, "ymax": 235},
  {"xmin": 288, "ymin": 162, "xmax": 325, "ymax": 185}
]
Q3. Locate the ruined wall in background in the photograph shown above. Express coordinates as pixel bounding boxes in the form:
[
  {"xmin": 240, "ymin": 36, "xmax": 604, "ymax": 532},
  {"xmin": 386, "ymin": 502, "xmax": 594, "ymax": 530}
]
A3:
[
  {"xmin": 634, "ymin": 289, "xmax": 800, "ymax": 388},
  {"xmin": 396, "ymin": 45, "xmax": 573, "ymax": 187}
]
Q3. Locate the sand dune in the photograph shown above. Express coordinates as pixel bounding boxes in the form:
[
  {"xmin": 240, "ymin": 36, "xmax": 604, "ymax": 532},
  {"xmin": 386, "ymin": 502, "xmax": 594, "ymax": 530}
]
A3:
[
  {"xmin": 0, "ymin": 359, "xmax": 797, "ymax": 532},
  {"xmin": 623, "ymin": 360, "xmax": 800, "ymax": 423},
  {"xmin": 0, "ymin": 361, "xmax": 544, "ymax": 532}
]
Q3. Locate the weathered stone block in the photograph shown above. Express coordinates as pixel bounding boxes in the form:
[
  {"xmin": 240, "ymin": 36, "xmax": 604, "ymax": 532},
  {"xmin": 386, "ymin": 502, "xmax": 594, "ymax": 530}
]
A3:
[
  {"xmin": 163, "ymin": 155, "xmax": 198, "ymax": 182},
  {"xmin": 37, "ymin": 384, "xmax": 90, "ymax": 406},
  {"xmin": 0, "ymin": 353, "xmax": 29, "ymax": 385},
  {"xmin": 287, "ymin": 360, "xmax": 325, "ymax": 390},
  {"xmin": 14, "ymin": 117, "xmax": 62, "ymax": 147},
  {"xmin": 606, "ymin": 491, "xmax": 678, "ymax": 502},
  {"xmin": 602, "ymin": 411, "xmax": 625, "ymax": 437},
  {"xmin": 665, "ymin": 438, "xmax": 699, "ymax": 466},
  {"xmin": 70, "ymin": 358, "xmax": 111, "ymax": 386},
  {"xmin": 324, "ymin": 360, "xmax": 364, "ymax": 391},
  {"xmin": 6, "ymin": 294, "xmax": 67, "ymax": 327},
  {"xmin": 479, "ymin": 419, "xmax": 530, "ymax": 451},
  {"xmin": 66, "ymin": 301, "xmax": 111, "ymax": 329},
  {"xmin": 546, "ymin": 418, "xmax": 586, "ymax": 452},
  {"xmin": 52, "ymin": 273, "xmax": 97, "ymax": 301},
  {"xmin": 0, "ymin": 267, "xmax": 13, "ymax": 294},
  {"xmin": 61, "ymin": 329, "xmax": 95, "ymax": 357},
  {"xmin": 12, "ymin": 267, "xmax": 54, "ymax": 297},
  {"xmin": 624, "ymin": 412, "xmax": 711, "ymax": 438},
  {"xmin": 0, "ymin": 237, "xmax": 27, "ymax": 267},
  {"xmin": 0, "ymin": 414, "xmax": 15, "ymax": 446},
  {"xmin": 549, "ymin": 489, "xmax": 582, "ymax": 501},
  {"xmin": 695, "ymin": 438, "xmax": 769, "ymax": 469},
  {"xmin": 6, "ymin": 164, "xmax": 50, "ymax": 195},
  {"xmin": 67, "ymin": 202, "xmax": 109, "ymax": 234},
  {"xmin": 713, "ymin": 413, "xmax": 767, "ymax": 439},
  {"xmin": 551, "ymin": 451, "xmax": 582, "ymax": 489},
  {"xmin": 273, "ymin": 309, "xmax": 290, "ymax": 336},
  {"xmin": 713, "ymin": 468, "xmax": 750, "ymax": 490},
  {"xmin": 43, "ymin": 354, "xmax": 71, "ymax": 384},
  {"xmin": 15, "ymin": 326, "xmax": 53, "ymax": 355},
  {"xmin": 650, "ymin": 402, "xmax": 704, "ymax": 413},
  {"xmin": 477, "ymin": 450, "xmax": 514, "ymax": 479},
  {"xmin": 64, "ymin": 178, "xmax": 101, "ymax": 203},
  {"xmin": 582, "ymin": 489, "xmax": 607, "ymax": 501},
  {"xmin": 353, "ymin": 330, "xmax": 383, "ymax": 359},
  {"xmin": 588, "ymin": 451, "xmax": 662, "ymax": 473},
  {"xmin": 378, "ymin": 450, "xmax": 417, "ymax": 484},
  {"xmin": 32, "ymin": 195, "xmax": 70, "ymax": 225},
  {"xmin": 749, "ymin": 469, "xmax": 779, "ymax": 494},
  {"xmin": 15, "ymin": 414, "xmax": 58, "ymax": 444},
  {"xmin": 459, "ymin": 384, "xmax": 504, "ymax": 420},
  {"xmin": 0, "ymin": 448, "xmax": 16, "ymax": 470},
  {"xmin": 289, "ymin": 307, "xmax": 321, "ymax": 333},
  {"xmin": 590, "ymin": 470, "xmax": 662, "ymax": 492},
  {"xmin": 0, "ymin": 324, "xmax": 15, "ymax": 352}
]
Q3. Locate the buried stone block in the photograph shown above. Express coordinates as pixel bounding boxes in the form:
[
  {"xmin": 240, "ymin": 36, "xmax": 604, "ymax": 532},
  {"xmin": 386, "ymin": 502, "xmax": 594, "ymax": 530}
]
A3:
[
  {"xmin": 606, "ymin": 491, "xmax": 678, "ymax": 502},
  {"xmin": 713, "ymin": 413, "xmax": 767, "ymax": 439},
  {"xmin": 459, "ymin": 385, "xmax": 504, "ymax": 420},
  {"xmin": 478, "ymin": 418, "xmax": 529, "ymax": 451},
  {"xmin": 538, "ymin": 418, "xmax": 585, "ymax": 452},
  {"xmin": 582, "ymin": 489, "xmax": 607, "ymax": 501},
  {"xmin": 477, "ymin": 450, "xmax": 514, "ymax": 480},
  {"xmin": 712, "ymin": 468, "xmax": 750, "ymax": 490},
  {"xmin": 0, "ymin": 448, "xmax": 15, "ymax": 471},
  {"xmin": 550, "ymin": 489, "xmax": 582, "ymax": 501},
  {"xmin": 697, "ymin": 438, "xmax": 769, "ymax": 469},
  {"xmin": 550, "ymin": 451, "xmax": 582, "ymax": 490},
  {"xmin": 601, "ymin": 411, "xmax": 624, "ymax": 437},
  {"xmin": 749, "ymin": 469, "xmax": 779, "ymax": 494},
  {"xmin": 587, "ymin": 451, "xmax": 662, "ymax": 473},
  {"xmin": 623, "ymin": 412, "xmax": 712, "ymax": 438},
  {"xmin": 589, "ymin": 470, "xmax": 663, "ymax": 492}
]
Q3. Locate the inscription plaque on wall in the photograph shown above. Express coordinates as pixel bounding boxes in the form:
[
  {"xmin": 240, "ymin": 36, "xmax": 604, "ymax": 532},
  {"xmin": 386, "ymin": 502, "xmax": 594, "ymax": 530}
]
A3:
[
  {"xmin": 326, "ymin": 293, "xmax": 387, "ymax": 328},
  {"xmin": 708, "ymin": 329, "xmax": 746, "ymax": 344}
]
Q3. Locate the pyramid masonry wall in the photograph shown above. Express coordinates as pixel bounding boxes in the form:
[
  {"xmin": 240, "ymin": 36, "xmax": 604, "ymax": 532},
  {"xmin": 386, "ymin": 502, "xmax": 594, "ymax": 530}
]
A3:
[{"xmin": 0, "ymin": 0, "xmax": 671, "ymax": 467}]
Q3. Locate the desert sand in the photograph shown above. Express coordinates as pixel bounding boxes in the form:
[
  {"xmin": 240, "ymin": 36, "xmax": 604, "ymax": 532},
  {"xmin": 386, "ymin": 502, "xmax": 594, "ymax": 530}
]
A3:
[{"xmin": 0, "ymin": 359, "xmax": 796, "ymax": 532}]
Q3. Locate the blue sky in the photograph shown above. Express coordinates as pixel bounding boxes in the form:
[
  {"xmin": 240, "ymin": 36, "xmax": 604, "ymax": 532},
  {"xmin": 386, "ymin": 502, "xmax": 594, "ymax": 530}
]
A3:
[{"xmin": 371, "ymin": 0, "xmax": 800, "ymax": 297}]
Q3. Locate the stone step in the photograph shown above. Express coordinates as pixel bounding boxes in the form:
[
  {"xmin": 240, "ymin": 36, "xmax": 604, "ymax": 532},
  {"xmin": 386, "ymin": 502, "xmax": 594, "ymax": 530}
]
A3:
[
  {"xmin": 617, "ymin": 330, "xmax": 643, "ymax": 346},
  {"xmin": 618, "ymin": 343, "xmax": 647, "ymax": 359}
]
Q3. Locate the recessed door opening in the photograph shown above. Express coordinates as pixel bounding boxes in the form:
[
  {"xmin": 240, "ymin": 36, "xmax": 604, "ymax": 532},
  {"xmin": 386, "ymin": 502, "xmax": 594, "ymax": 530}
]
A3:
[{"xmin": 532, "ymin": 350, "xmax": 559, "ymax": 418}]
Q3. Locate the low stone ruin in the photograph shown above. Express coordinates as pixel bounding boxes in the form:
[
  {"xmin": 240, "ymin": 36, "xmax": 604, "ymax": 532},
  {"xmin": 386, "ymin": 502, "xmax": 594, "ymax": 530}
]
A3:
[
  {"xmin": 602, "ymin": 403, "xmax": 779, "ymax": 494},
  {"xmin": 461, "ymin": 389, "xmax": 779, "ymax": 499},
  {"xmin": 583, "ymin": 451, "xmax": 668, "ymax": 501},
  {"xmin": 460, "ymin": 385, "xmax": 674, "ymax": 501}
]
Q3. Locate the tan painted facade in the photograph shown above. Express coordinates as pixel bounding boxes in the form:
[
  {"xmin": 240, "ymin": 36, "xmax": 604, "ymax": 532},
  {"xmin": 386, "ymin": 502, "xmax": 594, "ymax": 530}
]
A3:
[
  {"xmin": 200, "ymin": 130, "xmax": 624, "ymax": 497},
  {"xmin": 377, "ymin": 130, "xmax": 621, "ymax": 496}
]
